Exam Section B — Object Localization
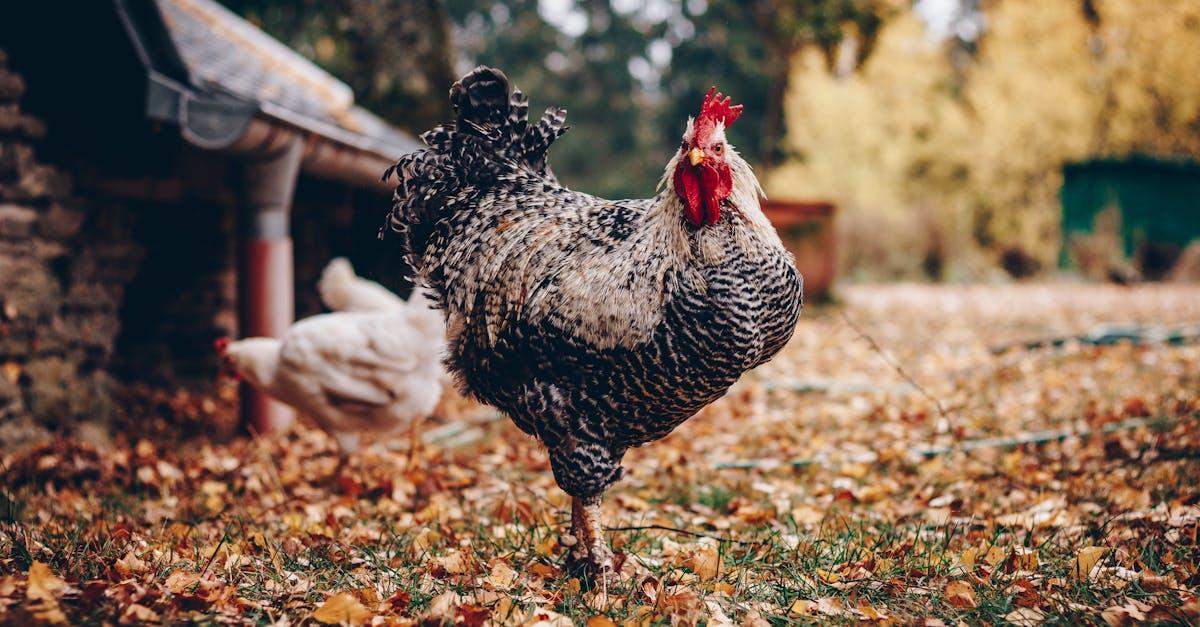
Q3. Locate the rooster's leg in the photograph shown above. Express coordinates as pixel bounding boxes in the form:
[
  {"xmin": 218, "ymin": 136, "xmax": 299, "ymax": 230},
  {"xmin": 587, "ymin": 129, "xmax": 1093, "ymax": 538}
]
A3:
[{"xmin": 569, "ymin": 495, "xmax": 615, "ymax": 578}]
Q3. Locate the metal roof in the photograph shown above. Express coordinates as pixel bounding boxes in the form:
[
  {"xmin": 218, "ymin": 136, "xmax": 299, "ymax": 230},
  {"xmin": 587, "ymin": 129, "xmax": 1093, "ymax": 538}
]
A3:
[{"xmin": 119, "ymin": 0, "xmax": 419, "ymax": 162}]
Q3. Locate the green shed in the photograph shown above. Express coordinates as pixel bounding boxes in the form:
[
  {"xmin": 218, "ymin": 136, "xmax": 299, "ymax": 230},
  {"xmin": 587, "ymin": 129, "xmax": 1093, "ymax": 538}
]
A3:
[{"xmin": 1061, "ymin": 156, "xmax": 1200, "ymax": 277}]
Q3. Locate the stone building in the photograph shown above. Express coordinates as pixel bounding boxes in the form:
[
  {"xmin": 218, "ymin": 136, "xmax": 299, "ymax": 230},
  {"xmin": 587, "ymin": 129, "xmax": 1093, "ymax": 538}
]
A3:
[{"xmin": 0, "ymin": 0, "xmax": 418, "ymax": 441}]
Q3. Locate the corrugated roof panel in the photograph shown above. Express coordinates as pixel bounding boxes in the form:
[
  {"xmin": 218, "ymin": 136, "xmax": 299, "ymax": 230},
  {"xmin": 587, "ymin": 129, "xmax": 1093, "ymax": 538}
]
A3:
[{"xmin": 154, "ymin": 0, "xmax": 418, "ymax": 157}]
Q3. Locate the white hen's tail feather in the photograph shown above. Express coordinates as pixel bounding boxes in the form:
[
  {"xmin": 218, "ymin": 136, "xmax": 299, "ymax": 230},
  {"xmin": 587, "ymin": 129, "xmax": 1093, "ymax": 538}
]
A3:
[{"xmin": 318, "ymin": 257, "xmax": 406, "ymax": 313}]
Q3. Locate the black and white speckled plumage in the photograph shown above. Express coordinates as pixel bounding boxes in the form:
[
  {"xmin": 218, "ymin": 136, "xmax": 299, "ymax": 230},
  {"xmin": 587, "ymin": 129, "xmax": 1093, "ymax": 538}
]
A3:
[{"xmin": 386, "ymin": 66, "xmax": 803, "ymax": 498}]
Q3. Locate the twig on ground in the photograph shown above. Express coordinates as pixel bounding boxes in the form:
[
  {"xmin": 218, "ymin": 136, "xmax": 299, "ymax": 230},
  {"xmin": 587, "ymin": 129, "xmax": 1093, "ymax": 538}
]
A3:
[
  {"xmin": 839, "ymin": 311, "xmax": 951, "ymax": 425},
  {"xmin": 605, "ymin": 523, "xmax": 767, "ymax": 546},
  {"xmin": 193, "ymin": 527, "xmax": 230, "ymax": 589},
  {"xmin": 762, "ymin": 378, "xmax": 908, "ymax": 395},
  {"xmin": 989, "ymin": 322, "xmax": 1200, "ymax": 355},
  {"xmin": 714, "ymin": 415, "xmax": 1190, "ymax": 471},
  {"xmin": 905, "ymin": 416, "xmax": 1173, "ymax": 458}
]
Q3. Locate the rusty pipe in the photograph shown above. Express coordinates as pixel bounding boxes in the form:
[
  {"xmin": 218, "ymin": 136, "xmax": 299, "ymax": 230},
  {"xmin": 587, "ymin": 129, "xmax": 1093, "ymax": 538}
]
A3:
[
  {"xmin": 227, "ymin": 117, "xmax": 394, "ymax": 191},
  {"xmin": 237, "ymin": 135, "xmax": 303, "ymax": 434}
]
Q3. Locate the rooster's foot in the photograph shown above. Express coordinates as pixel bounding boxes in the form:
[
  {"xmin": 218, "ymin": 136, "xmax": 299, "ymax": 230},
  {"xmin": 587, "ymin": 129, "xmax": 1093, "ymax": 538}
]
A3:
[{"xmin": 566, "ymin": 496, "xmax": 621, "ymax": 586}]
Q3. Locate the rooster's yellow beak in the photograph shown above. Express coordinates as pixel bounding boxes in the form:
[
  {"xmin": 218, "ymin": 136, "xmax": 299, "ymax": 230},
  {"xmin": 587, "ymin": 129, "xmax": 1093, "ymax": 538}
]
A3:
[{"xmin": 688, "ymin": 147, "xmax": 705, "ymax": 166}]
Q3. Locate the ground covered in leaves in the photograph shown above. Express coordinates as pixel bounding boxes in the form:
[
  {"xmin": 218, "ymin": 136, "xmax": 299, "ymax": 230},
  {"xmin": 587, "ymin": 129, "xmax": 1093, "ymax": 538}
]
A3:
[{"xmin": 2, "ymin": 284, "xmax": 1199, "ymax": 625}]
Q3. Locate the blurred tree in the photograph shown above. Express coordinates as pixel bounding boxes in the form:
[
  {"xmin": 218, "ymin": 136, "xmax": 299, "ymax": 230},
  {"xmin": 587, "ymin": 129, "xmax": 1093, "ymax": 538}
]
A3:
[
  {"xmin": 220, "ymin": 0, "xmax": 456, "ymax": 134},
  {"xmin": 220, "ymin": 0, "xmax": 889, "ymax": 199},
  {"xmin": 664, "ymin": 0, "xmax": 890, "ymax": 173},
  {"xmin": 446, "ymin": 0, "xmax": 666, "ymax": 197},
  {"xmin": 448, "ymin": 0, "xmax": 890, "ymax": 196},
  {"xmin": 769, "ymin": 0, "xmax": 1200, "ymax": 279}
]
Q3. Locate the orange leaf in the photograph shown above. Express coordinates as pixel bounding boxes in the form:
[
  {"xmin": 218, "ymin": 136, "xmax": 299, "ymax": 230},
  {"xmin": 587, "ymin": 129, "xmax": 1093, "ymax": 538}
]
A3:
[
  {"xmin": 945, "ymin": 580, "xmax": 977, "ymax": 608},
  {"xmin": 685, "ymin": 540, "xmax": 721, "ymax": 581},
  {"xmin": 26, "ymin": 562, "xmax": 67, "ymax": 602},
  {"xmin": 25, "ymin": 562, "xmax": 69, "ymax": 625},
  {"xmin": 312, "ymin": 592, "xmax": 372, "ymax": 625},
  {"xmin": 1074, "ymin": 546, "xmax": 1107, "ymax": 580}
]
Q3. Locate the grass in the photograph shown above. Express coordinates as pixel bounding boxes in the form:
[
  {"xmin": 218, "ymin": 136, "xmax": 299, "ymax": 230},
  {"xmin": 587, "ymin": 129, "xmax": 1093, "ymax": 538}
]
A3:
[
  {"xmin": 2, "ymin": 284, "xmax": 1199, "ymax": 624},
  {"xmin": 3, "ymin": 444, "xmax": 1196, "ymax": 625}
]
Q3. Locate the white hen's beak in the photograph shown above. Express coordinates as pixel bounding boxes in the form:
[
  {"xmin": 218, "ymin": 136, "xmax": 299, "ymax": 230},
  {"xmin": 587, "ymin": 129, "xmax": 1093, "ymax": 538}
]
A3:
[{"xmin": 688, "ymin": 147, "xmax": 705, "ymax": 166}]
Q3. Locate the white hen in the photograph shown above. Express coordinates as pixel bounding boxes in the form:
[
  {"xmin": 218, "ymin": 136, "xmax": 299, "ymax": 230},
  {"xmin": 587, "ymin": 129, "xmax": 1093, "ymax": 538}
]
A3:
[
  {"xmin": 318, "ymin": 257, "xmax": 406, "ymax": 313},
  {"xmin": 318, "ymin": 257, "xmax": 455, "ymax": 389},
  {"xmin": 218, "ymin": 265, "xmax": 446, "ymax": 469}
]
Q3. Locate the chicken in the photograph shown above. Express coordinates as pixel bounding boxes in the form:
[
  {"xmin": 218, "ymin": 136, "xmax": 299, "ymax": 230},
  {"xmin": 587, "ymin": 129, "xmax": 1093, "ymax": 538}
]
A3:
[
  {"xmin": 318, "ymin": 257, "xmax": 406, "ymax": 313},
  {"xmin": 384, "ymin": 67, "xmax": 803, "ymax": 578},
  {"xmin": 217, "ymin": 283, "xmax": 446, "ymax": 474}
]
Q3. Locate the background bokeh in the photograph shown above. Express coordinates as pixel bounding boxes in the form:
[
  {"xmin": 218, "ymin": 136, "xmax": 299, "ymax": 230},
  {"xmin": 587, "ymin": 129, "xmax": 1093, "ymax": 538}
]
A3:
[{"xmin": 220, "ymin": 0, "xmax": 1200, "ymax": 281}]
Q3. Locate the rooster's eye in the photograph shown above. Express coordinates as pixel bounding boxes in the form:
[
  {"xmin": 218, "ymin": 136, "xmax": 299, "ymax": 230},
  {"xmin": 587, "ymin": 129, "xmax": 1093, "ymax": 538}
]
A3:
[{"xmin": 713, "ymin": 143, "xmax": 724, "ymax": 155}]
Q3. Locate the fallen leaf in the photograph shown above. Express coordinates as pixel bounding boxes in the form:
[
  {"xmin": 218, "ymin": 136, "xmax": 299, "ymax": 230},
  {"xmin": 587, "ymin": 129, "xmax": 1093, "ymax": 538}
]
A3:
[
  {"xmin": 312, "ymin": 592, "xmax": 372, "ymax": 625},
  {"xmin": 983, "ymin": 545, "xmax": 1008, "ymax": 568},
  {"xmin": 1074, "ymin": 546, "xmax": 1107, "ymax": 580},
  {"xmin": 456, "ymin": 603, "xmax": 490, "ymax": 627},
  {"xmin": 26, "ymin": 562, "xmax": 69, "ymax": 625},
  {"xmin": 855, "ymin": 602, "xmax": 887, "ymax": 620},
  {"xmin": 812, "ymin": 597, "xmax": 845, "ymax": 617},
  {"xmin": 787, "ymin": 599, "xmax": 813, "ymax": 616},
  {"xmin": 790, "ymin": 505, "xmax": 824, "ymax": 525},
  {"xmin": 2, "ymin": 361, "xmax": 20, "ymax": 385},
  {"xmin": 1011, "ymin": 547, "xmax": 1039, "ymax": 571},
  {"xmin": 587, "ymin": 616, "xmax": 617, "ymax": 627},
  {"xmin": 945, "ymin": 580, "xmax": 976, "ymax": 608},
  {"xmin": 487, "ymin": 560, "xmax": 519, "ymax": 589},
  {"xmin": 437, "ymin": 549, "xmax": 471, "ymax": 575},
  {"xmin": 114, "ymin": 551, "xmax": 147, "ymax": 578},
  {"xmin": 163, "ymin": 571, "xmax": 200, "ymax": 593},
  {"xmin": 741, "ymin": 608, "xmax": 771, "ymax": 627},
  {"xmin": 1005, "ymin": 607, "xmax": 1046, "ymax": 625},
  {"xmin": 536, "ymin": 534, "xmax": 558, "ymax": 556},
  {"xmin": 122, "ymin": 603, "xmax": 159, "ymax": 623},
  {"xmin": 704, "ymin": 597, "xmax": 736, "ymax": 626},
  {"xmin": 525, "ymin": 606, "xmax": 574, "ymax": 626},
  {"xmin": 622, "ymin": 605, "xmax": 655, "ymax": 627},
  {"xmin": 1139, "ymin": 573, "xmax": 1176, "ymax": 592},
  {"xmin": 685, "ymin": 540, "xmax": 721, "ymax": 581},
  {"xmin": 410, "ymin": 527, "xmax": 441, "ymax": 555},
  {"xmin": 960, "ymin": 547, "xmax": 979, "ymax": 568},
  {"xmin": 815, "ymin": 568, "xmax": 842, "ymax": 584},
  {"xmin": 26, "ymin": 561, "xmax": 67, "ymax": 602}
]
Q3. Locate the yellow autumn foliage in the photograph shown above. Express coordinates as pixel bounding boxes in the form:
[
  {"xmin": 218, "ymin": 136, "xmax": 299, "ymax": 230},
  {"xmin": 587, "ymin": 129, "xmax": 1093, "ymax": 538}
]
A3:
[{"xmin": 769, "ymin": 0, "xmax": 1200, "ymax": 279}]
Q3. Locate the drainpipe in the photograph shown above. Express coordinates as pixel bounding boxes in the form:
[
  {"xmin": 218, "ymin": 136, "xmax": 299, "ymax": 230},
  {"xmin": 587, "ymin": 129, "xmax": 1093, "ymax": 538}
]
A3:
[{"xmin": 238, "ymin": 133, "xmax": 303, "ymax": 433}]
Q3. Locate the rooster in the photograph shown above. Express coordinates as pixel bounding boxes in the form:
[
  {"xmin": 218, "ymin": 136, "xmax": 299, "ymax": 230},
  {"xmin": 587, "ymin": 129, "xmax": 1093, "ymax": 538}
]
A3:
[
  {"xmin": 217, "ymin": 269, "xmax": 445, "ymax": 475},
  {"xmin": 385, "ymin": 67, "xmax": 803, "ymax": 578}
]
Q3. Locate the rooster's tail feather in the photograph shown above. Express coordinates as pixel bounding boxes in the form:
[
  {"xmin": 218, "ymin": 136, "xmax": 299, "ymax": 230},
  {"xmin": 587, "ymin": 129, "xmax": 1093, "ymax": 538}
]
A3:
[{"xmin": 383, "ymin": 67, "xmax": 567, "ymax": 282}]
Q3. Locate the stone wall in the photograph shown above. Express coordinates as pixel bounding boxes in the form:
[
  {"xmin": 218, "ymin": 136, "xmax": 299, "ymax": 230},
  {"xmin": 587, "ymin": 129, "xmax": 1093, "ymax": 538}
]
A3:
[
  {"xmin": 0, "ymin": 49, "xmax": 147, "ymax": 436},
  {"xmin": 107, "ymin": 157, "xmax": 238, "ymax": 387},
  {"xmin": 0, "ymin": 48, "xmax": 405, "ymax": 443}
]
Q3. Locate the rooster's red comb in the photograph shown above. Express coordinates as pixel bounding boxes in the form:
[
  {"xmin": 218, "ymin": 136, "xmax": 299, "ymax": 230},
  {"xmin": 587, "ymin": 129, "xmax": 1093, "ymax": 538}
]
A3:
[{"xmin": 697, "ymin": 87, "xmax": 743, "ymax": 130}]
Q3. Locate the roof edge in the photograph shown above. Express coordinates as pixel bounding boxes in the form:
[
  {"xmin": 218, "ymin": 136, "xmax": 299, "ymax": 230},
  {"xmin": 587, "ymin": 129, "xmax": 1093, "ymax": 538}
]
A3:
[{"xmin": 116, "ymin": 0, "xmax": 409, "ymax": 189}]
